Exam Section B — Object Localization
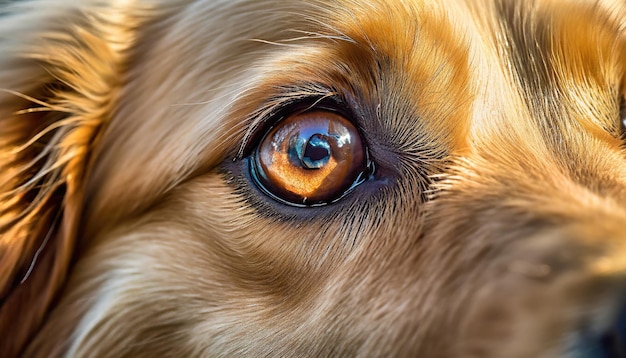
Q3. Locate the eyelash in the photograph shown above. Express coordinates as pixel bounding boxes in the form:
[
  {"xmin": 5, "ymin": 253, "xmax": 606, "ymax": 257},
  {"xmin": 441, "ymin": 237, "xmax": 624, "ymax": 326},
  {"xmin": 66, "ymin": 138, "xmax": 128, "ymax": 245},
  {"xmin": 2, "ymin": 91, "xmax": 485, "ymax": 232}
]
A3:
[{"xmin": 617, "ymin": 96, "xmax": 626, "ymax": 141}]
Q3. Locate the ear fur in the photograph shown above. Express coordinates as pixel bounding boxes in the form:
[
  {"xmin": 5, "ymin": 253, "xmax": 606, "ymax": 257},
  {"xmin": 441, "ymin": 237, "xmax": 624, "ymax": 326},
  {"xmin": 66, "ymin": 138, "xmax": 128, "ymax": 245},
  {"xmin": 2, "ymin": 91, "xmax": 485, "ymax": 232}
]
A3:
[{"xmin": 0, "ymin": 1, "xmax": 162, "ymax": 355}]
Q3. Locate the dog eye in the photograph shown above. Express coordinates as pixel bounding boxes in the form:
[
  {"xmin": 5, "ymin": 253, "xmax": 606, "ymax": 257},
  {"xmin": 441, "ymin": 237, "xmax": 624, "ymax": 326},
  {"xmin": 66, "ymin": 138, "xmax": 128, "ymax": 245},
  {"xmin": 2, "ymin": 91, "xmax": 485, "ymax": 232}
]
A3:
[{"xmin": 251, "ymin": 110, "xmax": 366, "ymax": 206}]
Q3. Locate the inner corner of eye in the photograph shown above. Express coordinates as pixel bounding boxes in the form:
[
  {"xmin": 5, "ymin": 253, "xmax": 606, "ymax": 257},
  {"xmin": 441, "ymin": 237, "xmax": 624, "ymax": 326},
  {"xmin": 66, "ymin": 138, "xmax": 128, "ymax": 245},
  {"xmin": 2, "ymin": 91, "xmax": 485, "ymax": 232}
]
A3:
[{"xmin": 249, "ymin": 110, "xmax": 368, "ymax": 206}]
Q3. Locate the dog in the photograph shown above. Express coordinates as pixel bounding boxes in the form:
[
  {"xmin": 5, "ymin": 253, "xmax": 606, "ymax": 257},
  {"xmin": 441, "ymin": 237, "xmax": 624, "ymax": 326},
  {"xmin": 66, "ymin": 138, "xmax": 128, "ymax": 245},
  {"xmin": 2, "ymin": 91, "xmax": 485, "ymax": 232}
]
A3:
[{"xmin": 1, "ymin": 0, "xmax": 626, "ymax": 356}]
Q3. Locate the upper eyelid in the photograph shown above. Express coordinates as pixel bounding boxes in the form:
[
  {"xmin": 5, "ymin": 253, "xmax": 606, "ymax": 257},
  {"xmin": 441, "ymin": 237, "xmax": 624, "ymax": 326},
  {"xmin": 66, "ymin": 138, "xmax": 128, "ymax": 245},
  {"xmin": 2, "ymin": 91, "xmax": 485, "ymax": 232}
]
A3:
[{"xmin": 236, "ymin": 88, "xmax": 349, "ymax": 159}]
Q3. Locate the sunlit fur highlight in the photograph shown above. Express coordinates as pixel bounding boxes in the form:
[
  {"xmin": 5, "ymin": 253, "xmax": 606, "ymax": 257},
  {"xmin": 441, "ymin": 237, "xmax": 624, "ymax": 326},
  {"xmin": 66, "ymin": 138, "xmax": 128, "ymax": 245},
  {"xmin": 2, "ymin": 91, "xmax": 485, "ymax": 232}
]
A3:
[
  {"xmin": 0, "ymin": 2, "xmax": 143, "ymax": 354},
  {"xmin": 0, "ymin": 0, "xmax": 625, "ymax": 357}
]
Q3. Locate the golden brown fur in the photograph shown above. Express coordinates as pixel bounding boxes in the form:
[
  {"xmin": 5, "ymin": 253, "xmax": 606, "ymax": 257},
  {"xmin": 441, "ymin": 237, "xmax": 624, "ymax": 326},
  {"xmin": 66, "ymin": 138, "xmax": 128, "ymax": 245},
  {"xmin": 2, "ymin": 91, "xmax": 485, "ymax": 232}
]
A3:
[{"xmin": 1, "ymin": 0, "xmax": 626, "ymax": 356}]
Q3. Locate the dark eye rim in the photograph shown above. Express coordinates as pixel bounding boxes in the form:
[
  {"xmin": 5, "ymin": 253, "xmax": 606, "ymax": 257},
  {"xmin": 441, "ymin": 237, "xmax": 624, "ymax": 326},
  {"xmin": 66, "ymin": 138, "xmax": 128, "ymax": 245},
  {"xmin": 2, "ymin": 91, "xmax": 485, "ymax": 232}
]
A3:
[{"xmin": 245, "ymin": 97, "xmax": 375, "ymax": 208}]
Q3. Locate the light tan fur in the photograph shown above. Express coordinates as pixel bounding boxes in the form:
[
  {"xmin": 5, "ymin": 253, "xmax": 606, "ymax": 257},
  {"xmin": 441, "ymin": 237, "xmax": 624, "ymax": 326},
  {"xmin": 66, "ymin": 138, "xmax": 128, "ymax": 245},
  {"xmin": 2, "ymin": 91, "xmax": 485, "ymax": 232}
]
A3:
[{"xmin": 1, "ymin": 0, "xmax": 626, "ymax": 357}]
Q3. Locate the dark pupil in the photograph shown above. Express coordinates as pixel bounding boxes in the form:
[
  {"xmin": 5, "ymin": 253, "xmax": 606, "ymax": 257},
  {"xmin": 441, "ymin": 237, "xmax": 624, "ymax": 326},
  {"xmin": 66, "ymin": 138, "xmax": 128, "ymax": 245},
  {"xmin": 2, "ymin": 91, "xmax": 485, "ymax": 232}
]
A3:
[
  {"xmin": 289, "ymin": 134, "xmax": 332, "ymax": 169},
  {"xmin": 303, "ymin": 135, "xmax": 332, "ymax": 168}
]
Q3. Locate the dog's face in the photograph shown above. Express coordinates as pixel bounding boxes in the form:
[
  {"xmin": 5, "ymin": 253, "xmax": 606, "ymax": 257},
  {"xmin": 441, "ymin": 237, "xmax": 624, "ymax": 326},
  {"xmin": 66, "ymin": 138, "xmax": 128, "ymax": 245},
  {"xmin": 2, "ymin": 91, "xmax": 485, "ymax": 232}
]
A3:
[{"xmin": 1, "ymin": 0, "xmax": 626, "ymax": 356}]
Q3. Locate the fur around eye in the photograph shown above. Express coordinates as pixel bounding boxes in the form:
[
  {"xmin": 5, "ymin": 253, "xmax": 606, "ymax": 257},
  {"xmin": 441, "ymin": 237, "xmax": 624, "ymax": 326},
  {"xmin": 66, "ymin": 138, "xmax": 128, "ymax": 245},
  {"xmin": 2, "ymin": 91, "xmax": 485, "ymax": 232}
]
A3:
[
  {"xmin": 251, "ymin": 110, "xmax": 368, "ymax": 206},
  {"xmin": 620, "ymin": 107, "xmax": 626, "ymax": 140},
  {"xmin": 619, "ymin": 96, "xmax": 626, "ymax": 139}
]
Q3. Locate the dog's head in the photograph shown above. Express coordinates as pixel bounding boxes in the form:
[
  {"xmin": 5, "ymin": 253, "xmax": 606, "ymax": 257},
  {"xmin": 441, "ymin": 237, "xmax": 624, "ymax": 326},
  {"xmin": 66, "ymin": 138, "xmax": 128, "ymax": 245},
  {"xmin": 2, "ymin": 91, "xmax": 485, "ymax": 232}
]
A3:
[{"xmin": 1, "ymin": 0, "xmax": 626, "ymax": 356}]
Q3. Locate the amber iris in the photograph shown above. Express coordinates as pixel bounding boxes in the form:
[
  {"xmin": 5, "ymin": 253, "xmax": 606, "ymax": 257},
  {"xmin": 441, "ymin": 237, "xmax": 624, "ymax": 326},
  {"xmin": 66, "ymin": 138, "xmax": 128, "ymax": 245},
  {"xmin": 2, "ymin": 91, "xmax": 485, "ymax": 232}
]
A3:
[{"xmin": 253, "ymin": 110, "xmax": 365, "ymax": 205}]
